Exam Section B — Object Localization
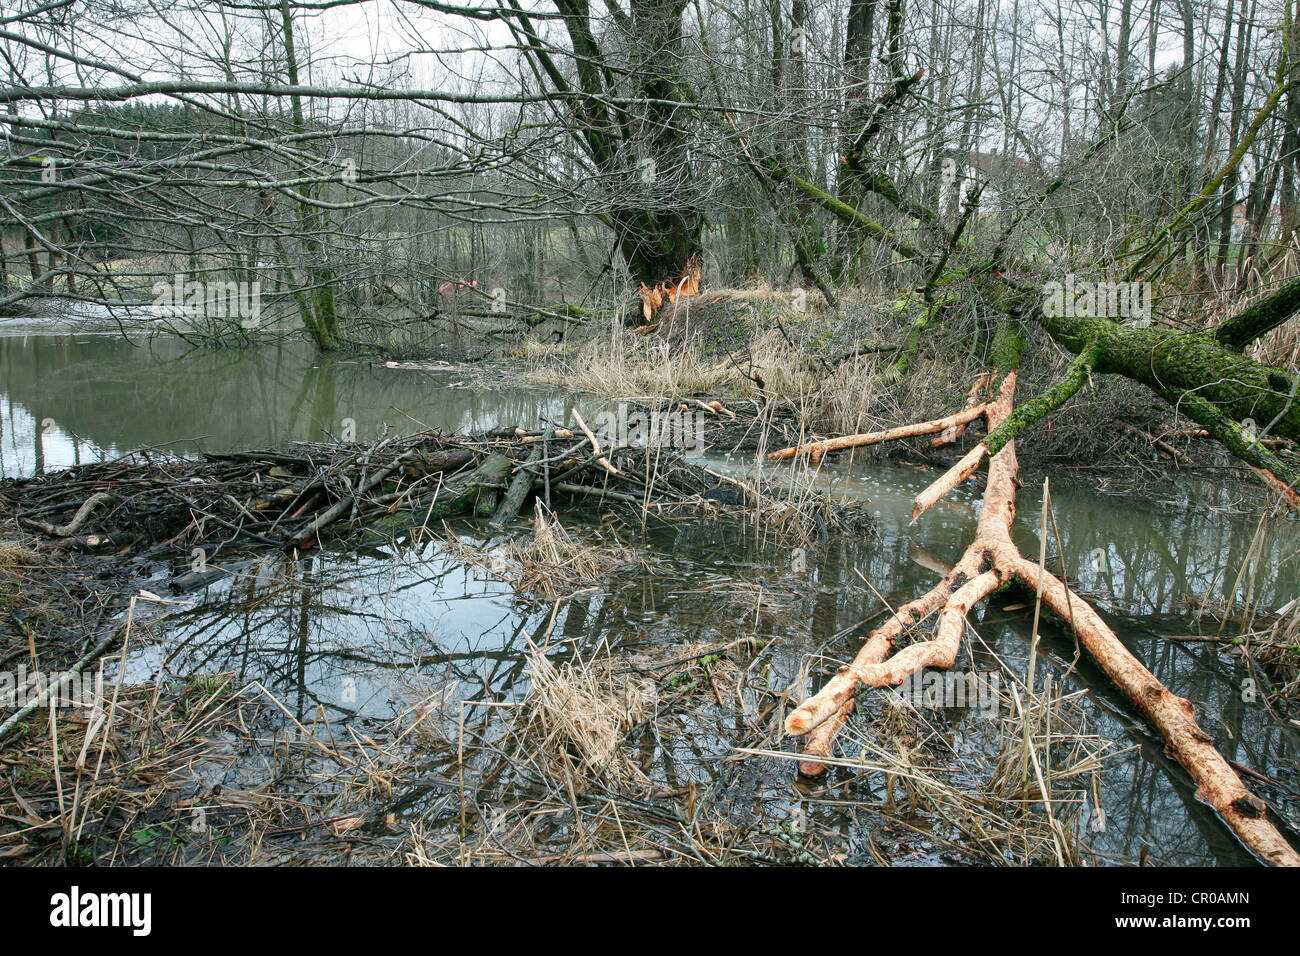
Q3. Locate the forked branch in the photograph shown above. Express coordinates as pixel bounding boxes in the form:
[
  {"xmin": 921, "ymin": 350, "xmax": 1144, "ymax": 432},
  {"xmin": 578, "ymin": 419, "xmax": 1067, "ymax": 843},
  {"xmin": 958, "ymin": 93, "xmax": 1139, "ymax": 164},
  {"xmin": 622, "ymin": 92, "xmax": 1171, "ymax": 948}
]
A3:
[{"xmin": 783, "ymin": 368, "xmax": 1300, "ymax": 865}]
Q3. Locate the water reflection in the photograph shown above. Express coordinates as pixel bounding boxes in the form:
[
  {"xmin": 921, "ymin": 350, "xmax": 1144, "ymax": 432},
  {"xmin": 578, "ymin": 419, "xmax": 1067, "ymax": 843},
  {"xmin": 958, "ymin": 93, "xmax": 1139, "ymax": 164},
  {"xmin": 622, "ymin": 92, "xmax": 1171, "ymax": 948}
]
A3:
[
  {"xmin": 128, "ymin": 497, "xmax": 1297, "ymax": 864},
  {"xmin": 1, "ymin": 334, "xmax": 572, "ymax": 477}
]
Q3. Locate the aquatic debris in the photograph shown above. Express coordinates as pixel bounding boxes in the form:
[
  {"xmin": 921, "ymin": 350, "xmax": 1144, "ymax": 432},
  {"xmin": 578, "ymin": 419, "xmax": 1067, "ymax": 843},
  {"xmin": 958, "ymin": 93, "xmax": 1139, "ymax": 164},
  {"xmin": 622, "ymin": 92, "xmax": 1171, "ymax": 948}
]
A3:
[
  {"xmin": 442, "ymin": 502, "xmax": 643, "ymax": 601},
  {"xmin": 2, "ymin": 419, "xmax": 862, "ymax": 572},
  {"xmin": 520, "ymin": 643, "xmax": 655, "ymax": 792}
]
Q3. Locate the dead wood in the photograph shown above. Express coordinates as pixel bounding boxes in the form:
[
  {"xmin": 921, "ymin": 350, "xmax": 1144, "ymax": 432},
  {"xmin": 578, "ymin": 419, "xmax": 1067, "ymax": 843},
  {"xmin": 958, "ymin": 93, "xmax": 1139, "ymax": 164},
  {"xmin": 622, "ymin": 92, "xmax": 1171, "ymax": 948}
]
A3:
[
  {"xmin": 767, "ymin": 403, "xmax": 989, "ymax": 462},
  {"xmin": 783, "ymin": 369, "xmax": 1300, "ymax": 866}
]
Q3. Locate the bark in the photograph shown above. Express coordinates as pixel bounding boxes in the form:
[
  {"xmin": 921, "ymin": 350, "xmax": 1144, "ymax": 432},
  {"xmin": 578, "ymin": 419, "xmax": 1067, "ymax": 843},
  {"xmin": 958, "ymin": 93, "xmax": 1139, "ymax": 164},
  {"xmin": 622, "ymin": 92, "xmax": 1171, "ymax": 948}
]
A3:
[
  {"xmin": 784, "ymin": 367, "xmax": 1300, "ymax": 865},
  {"xmin": 614, "ymin": 0, "xmax": 703, "ymax": 285},
  {"xmin": 1212, "ymin": 275, "xmax": 1300, "ymax": 349}
]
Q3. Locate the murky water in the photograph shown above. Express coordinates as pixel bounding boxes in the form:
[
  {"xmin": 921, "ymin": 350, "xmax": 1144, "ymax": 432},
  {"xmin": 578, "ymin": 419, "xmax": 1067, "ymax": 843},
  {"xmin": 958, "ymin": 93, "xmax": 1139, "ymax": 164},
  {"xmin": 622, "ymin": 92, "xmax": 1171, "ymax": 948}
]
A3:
[
  {"xmin": 0, "ymin": 333, "xmax": 569, "ymax": 476},
  {"xmin": 3, "ymin": 333, "xmax": 1299, "ymax": 864}
]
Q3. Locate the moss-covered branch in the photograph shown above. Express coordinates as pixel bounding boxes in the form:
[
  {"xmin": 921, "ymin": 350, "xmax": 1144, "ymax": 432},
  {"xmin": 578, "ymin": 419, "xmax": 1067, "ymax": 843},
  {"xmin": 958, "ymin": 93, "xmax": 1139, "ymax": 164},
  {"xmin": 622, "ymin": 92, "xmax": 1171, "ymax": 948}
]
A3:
[
  {"xmin": 1152, "ymin": 385, "xmax": 1300, "ymax": 494},
  {"xmin": 981, "ymin": 341, "xmax": 1100, "ymax": 455},
  {"xmin": 759, "ymin": 156, "xmax": 923, "ymax": 261},
  {"xmin": 1212, "ymin": 276, "xmax": 1300, "ymax": 350},
  {"xmin": 1125, "ymin": 59, "xmax": 1296, "ymax": 281},
  {"xmin": 1033, "ymin": 309, "xmax": 1300, "ymax": 441}
]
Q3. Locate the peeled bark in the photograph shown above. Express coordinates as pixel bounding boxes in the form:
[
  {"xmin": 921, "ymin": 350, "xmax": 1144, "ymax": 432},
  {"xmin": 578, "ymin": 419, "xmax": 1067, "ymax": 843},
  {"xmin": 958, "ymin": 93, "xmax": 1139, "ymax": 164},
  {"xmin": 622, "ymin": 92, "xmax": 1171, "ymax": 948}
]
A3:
[
  {"xmin": 784, "ymin": 369, "xmax": 1300, "ymax": 866},
  {"xmin": 1003, "ymin": 551, "xmax": 1299, "ymax": 866},
  {"xmin": 767, "ymin": 403, "xmax": 988, "ymax": 462}
]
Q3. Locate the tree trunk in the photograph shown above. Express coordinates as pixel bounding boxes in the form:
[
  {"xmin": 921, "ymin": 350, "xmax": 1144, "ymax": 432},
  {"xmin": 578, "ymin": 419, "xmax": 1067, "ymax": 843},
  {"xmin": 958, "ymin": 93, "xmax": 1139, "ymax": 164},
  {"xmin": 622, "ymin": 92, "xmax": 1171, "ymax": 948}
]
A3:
[{"xmin": 612, "ymin": 0, "xmax": 703, "ymax": 286}]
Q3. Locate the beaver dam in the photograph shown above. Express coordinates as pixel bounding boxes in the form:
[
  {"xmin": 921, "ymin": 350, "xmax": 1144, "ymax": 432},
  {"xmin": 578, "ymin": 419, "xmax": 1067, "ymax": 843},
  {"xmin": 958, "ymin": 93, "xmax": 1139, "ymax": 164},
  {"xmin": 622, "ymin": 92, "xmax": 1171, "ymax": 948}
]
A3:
[
  {"xmin": 2, "ymin": 339, "xmax": 1298, "ymax": 866},
  {"xmin": 1, "ymin": 405, "xmax": 859, "ymax": 646},
  {"xmin": 5, "ymin": 415, "xmax": 829, "ymax": 558}
]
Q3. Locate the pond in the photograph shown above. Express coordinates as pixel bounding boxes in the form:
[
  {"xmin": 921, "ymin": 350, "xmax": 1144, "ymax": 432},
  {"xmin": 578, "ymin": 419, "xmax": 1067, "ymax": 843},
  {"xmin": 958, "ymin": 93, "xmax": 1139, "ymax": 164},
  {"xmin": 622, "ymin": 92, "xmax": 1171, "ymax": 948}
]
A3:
[{"xmin": 2, "ymin": 331, "xmax": 1298, "ymax": 865}]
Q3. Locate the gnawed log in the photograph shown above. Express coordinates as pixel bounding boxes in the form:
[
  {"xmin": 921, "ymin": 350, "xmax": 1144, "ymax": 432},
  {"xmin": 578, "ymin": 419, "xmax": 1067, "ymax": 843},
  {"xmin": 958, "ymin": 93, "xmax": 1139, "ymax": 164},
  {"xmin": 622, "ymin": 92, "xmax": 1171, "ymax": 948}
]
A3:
[
  {"xmin": 492, "ymin": 433, "xmax": 548, "ymax": 526},
  {"xmin": 786, "ymin": 367, "xmax": 1300, "ymax": 866},
  {"xmin": 1003, "ymin": 552, "xmax": 1300, "ymax": 866},
  {"xmin": 1250, "ymin": 466, "xmax": 1300, "ymax": 510},
  {"xmin": 20, "ymin": 491, "xmax": 113, "ymax": 537},
  {"xmin": 911, "ymin": 443, "xmax": 987, "ymax": 522},
  {"xmin": 767, "ymin": 403, "xmax": 988, "ymax": 462},
  {"xmin": 798, "ymin": 699, "xmax": 854, "ymax": 777},
  {"xmin": 785, "ymin": 576, "xmax": 954, "ymax": 737},
  {"xmin": 932, "ymin": 373, "xmax": 992, "ymax": 447}
]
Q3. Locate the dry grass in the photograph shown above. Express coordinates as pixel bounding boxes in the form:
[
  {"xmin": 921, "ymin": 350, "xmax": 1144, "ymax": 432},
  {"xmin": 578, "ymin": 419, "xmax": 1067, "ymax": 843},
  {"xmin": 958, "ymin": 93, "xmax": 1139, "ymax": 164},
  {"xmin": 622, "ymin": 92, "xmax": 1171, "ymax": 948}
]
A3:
[
  {"xmin": 403, "ymin": 633, "xmax": 839, "ymax": 866},
  {"xmin": 829, "ymin": 662, "xmax": 1115, "ymax": 866},
  {"xmin": 442, "ymin": 504, "xmax": 641, "ymax": 601},
  {"xmin": 518, "ymin": 642, "xmax": 655, "ymax": 792},
  {"xmin": 523, "ymin": 328, "xmax": 735, "ymax": 396},
  {"xmin": 0, "ymin": 671, "xmax": 253, "ymax": 864},
  {"xmin": 1257, "ymin": 313, "xmax": 1300, "ymax": 372},
  {"xmin": 502, "ymin": 337, "xmax": 571, "ymax": 362},
  {"xmin": 0, "ymin": 539, "xmax": 44, "ymax": 568},
  {"xmin": 521, "ymin": 321, "xmax": 822, "ymax": 400},
  {"xmin": 1255, "ymin": 598, "xmax": 1300, "ymax": 702},
  {"xmin": 511, "ymin": 505, "xmax": 637, "ymax": 599}
]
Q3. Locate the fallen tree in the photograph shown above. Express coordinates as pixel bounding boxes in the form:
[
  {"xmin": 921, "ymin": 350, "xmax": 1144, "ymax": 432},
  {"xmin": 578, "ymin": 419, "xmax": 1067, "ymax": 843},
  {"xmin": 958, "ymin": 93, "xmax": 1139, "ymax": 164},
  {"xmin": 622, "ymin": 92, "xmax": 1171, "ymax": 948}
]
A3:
[
  {"xmin": 730, "ymin": 13, "xmax": 1300, "ymax": 859},
  {"xmin": 781, "ymin": 335, "xmax": 1300, "ymax": 865}
]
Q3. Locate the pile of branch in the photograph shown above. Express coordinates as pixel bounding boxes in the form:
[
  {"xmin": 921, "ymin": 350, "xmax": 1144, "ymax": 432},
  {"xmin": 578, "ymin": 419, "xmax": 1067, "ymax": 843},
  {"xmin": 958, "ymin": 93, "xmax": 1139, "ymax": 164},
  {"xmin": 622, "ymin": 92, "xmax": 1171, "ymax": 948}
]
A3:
[{"xmin": 0, "ymin": 416, "xmax": 822, "ymax": 566}]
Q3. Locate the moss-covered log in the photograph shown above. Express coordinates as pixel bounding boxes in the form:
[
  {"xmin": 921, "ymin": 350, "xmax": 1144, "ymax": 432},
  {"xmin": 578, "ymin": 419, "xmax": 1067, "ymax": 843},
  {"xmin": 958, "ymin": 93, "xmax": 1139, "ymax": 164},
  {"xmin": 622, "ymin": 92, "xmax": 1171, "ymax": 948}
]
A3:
[
  {"xmin": 1148, "ymin": 385, "xmax": 1300, "ymax": 499},
  {"xmin": 1034, "ymin": 309, "xmax": 1300, "ymax": 443},
  {"xmin": 1213, "ymin": 276, "xmax": 1300, "ymax": 351}
]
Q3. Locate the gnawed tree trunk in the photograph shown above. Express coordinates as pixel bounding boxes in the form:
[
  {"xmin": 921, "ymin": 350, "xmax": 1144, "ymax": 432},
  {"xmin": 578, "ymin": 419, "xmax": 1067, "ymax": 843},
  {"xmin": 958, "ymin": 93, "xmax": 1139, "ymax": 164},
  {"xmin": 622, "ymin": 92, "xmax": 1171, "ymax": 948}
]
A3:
[
  {"xmin": 510, "ymin": 0, "xmax": 702, "ymax": 294},
  {"xmin": 614, "ymin": 207, "xmax": 703, "ymax": 290},
  {"xmin": 635, "ymin": 253, "xmax": 702, "ymax": 323},
  {"xmin": 617, "ymin": 0, "xmax": 703, "ymax": 287}
]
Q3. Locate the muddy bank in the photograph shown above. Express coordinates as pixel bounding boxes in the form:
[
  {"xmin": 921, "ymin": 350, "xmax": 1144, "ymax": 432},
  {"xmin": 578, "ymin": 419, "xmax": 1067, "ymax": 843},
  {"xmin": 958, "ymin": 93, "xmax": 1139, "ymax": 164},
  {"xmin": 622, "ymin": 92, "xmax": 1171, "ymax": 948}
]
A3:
[{"xmin": 507, "ymin": 291, "xmax": 1300, "ymax": 498}]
